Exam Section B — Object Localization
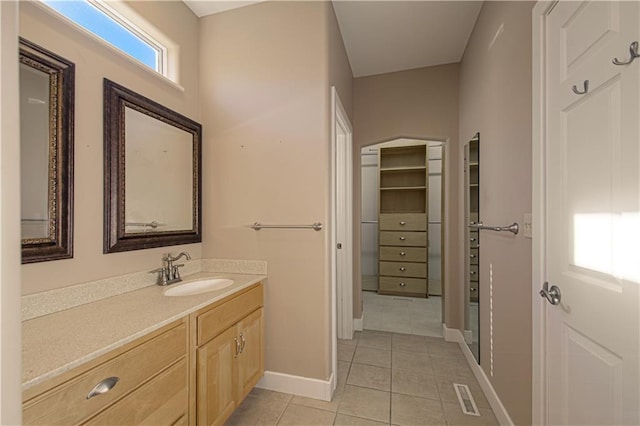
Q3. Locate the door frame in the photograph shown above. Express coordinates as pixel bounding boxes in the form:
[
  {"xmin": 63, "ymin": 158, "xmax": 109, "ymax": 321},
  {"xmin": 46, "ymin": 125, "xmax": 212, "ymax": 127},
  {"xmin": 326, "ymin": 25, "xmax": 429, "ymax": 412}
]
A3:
[
  {"xmin": 532, "ymin": 1, "xmax": 558, "ymax": 424},
  {"xmin": 330, "ymin": 86, "xmax": 353, "ymax": 392}
]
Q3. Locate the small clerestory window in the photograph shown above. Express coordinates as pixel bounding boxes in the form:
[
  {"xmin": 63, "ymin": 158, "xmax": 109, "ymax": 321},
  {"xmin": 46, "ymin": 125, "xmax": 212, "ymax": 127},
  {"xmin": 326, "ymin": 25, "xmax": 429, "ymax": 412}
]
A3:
[{"xmin": 41, "ymin": 0, "xmax": 167, "ymax": 76}]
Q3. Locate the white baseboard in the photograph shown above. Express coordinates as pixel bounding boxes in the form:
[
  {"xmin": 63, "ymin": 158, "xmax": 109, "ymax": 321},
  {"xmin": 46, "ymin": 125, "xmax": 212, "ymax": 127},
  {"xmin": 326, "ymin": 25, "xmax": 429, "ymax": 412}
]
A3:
[
  {"xmin": 354, "ymin": 314, "xmax": 363, "ymax": 331},
  {"xmin": 256, "ymin": 370, "xmax": 334, "ymax": 402},
  {"xmin": 464, "ymin": 329, "xmax": 473, "ymax": 344},
  {"xmin": 444, "ymin": 327, "xmax": 514, "ymax": 426}
]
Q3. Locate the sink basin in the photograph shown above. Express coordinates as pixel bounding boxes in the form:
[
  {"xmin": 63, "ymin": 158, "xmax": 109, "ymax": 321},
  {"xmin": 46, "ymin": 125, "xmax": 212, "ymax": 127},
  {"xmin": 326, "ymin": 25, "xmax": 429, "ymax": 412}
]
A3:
[{"xmin": 163, "ymin": 278, "xmax": 234, "ymax": 296}]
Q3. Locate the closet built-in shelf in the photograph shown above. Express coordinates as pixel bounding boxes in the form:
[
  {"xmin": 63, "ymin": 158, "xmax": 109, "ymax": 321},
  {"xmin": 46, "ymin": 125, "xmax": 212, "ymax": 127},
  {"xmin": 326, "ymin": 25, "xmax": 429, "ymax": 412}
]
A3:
[
  {"xmin": 380, "ymin": 166, "xmax": 427, "ymax": 172},
  {"xmin": 380, "ymin": 186, "xmax": 427, "ymax": 191}
]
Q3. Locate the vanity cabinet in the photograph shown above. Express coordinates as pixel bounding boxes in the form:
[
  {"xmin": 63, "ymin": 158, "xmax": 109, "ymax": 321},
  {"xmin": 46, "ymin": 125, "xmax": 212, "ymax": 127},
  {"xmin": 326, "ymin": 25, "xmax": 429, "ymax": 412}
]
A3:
[
  {"xmin": 193, "ymin": 283, "xmax": 264, "ymax": 426},
  {"xmin": 22, "ymin": 319, "xmax": 189, "ymax": 425}
]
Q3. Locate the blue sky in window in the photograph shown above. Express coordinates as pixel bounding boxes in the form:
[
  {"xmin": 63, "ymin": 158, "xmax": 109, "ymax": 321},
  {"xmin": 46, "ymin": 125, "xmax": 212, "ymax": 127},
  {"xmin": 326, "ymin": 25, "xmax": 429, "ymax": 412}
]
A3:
[{"xmin": 44, "ymin": 0, "xmax": 158, "ymax": 70}]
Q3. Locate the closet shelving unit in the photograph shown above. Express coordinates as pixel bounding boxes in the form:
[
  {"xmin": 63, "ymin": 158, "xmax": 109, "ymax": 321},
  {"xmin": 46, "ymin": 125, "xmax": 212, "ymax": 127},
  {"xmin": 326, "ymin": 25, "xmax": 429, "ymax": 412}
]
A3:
[
  {"xmin": 378, "ymin": 144, "xmax": 429, "ymax": 298},
  {"xmin": 467, "ymin": 138, "xmax": 479, "ymax": 303}
]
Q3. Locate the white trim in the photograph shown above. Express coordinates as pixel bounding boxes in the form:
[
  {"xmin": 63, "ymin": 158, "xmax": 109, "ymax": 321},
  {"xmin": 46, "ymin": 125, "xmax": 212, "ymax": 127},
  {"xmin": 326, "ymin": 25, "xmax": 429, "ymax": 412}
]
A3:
[
  {"xmin": 256, "ymin": 371, "xmax": 333, "ymax": 402},
  {"xmin": 442, "ymin": 323, "xmax": 460, "ymax": 343},
  {"xmin": 447, "ymin": 329, "xmax": 514, "ymax": 426},
  {"xmin": 532, "ymin": 2, "xmax": 556, "ymax": 424},
  {"xmin": 464, "ymin": 329, "xmax": 473, "ymax": 345},
  {"xmin": 354, "ymin": 314, "xmax": 363, "ymax": 332}
]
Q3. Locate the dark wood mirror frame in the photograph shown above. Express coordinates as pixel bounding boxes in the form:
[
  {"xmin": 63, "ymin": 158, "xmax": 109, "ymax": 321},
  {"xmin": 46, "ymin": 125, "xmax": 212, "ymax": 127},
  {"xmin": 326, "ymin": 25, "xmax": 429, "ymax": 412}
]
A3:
[
  {"xmin": 103, "ymin": 79, "xmax": 202, "ymax": 253},
  {"xmin": 20, "ymin": 38, "xmax": 75, "ymax": 264}
]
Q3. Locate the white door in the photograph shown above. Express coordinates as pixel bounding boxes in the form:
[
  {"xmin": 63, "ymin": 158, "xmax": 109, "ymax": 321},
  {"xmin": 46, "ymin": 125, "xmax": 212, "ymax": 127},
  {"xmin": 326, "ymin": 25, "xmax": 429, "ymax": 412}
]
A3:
[{"xmin": 544, "ymin": 1, "xmax": 640, "ymax": 424}]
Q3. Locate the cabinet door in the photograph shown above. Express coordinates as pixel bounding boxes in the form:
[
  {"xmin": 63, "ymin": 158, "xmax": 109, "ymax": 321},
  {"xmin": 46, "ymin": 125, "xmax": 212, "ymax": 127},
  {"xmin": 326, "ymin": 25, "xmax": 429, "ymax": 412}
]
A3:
[
  {"xmin": 196, "ymin": 326, "xmax": 238, "ymax": 426},
  {"xmin": 237, "ymin": 308, "xmax": 264, "ymax": 402}
]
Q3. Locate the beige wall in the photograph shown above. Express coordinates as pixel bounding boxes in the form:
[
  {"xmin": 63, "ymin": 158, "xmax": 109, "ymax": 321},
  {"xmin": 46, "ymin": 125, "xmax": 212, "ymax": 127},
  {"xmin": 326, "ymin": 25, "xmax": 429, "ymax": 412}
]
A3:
[
  {"xmin": 328, "ymin": 3, "xmax": 353, "ymax": 120},
  {"xmin": 458, "ymin": 2, "xmax": 534, "ymax": 424},
  {"xmin": 1, "ymin": 2, "xmax": 24, "ymax": 421},
  {"xmin": 19, "ymin": 1, "xmax": 201, "ymax": 295},
  {"xmin": 352, "ymin": 64, "xmax": 460, "ymax": 327},
  {"xmin": 199, "ymin": 1, "xmax": 347, "ymax": 381}
]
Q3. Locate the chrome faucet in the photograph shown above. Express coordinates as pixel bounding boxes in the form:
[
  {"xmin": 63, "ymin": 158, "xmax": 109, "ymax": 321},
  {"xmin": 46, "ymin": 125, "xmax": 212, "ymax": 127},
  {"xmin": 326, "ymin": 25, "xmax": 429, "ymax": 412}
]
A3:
[{"xmin": 150, "ymin": 252, "xmax": 191, "ymax": 286}]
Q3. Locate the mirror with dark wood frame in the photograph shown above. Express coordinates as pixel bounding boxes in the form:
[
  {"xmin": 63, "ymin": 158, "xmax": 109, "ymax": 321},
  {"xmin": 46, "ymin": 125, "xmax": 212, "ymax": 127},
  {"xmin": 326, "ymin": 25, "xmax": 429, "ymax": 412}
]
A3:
[
  {"xmin": 20, "ymin": 37, "xmax": 75, "ymax": 264},
  {"xmin": 103, "ymin": 79, "xmax": 202, "ymax": 253}
]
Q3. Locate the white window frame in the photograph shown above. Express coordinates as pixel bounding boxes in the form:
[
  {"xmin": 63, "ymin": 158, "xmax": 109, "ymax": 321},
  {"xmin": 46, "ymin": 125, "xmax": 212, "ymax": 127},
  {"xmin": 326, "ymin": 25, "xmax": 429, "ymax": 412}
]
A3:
[{"xmin": 38, "ymin": 0, "xmax": 179, "ymax": 84}]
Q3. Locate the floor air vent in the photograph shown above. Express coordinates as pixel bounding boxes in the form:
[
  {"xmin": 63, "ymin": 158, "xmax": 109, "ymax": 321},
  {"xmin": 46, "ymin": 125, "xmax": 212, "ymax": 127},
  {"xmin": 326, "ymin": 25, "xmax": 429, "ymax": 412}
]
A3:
[{"xmin": 453, "ymin": 383, "xmax": 480, "ymax": 416}]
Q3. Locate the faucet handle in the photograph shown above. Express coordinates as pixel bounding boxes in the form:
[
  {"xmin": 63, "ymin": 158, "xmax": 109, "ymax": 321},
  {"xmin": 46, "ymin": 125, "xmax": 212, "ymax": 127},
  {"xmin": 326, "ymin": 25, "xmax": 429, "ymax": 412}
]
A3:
[
  {"xmin": 149, "ymin": 267, "xmax": 169, "ymax": 285},
  {"xmin": 172, "ymin": 264, "xmax": 185, "ymax": 280}
]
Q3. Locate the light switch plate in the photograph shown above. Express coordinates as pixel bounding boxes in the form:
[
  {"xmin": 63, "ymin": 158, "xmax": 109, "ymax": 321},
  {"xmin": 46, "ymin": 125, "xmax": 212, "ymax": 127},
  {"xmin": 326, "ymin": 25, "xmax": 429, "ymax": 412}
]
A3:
[{"xmin": 523, "ymin": 213, "xmax": 532, "ymax": 239}]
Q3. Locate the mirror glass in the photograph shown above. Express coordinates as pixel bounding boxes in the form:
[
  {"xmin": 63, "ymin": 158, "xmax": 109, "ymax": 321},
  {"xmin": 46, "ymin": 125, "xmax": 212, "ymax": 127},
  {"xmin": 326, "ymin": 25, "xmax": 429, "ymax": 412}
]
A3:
[
  {"xmin": 20, "ymin": 38, "xmax": 74, "ymax": 263},
  {"xmin": 465, "ymin": 133, "xmax": 480, "ymax": 362},
  {"xmin": 104, "ymin": 79, "xmax": 202, "ymax": 253}
]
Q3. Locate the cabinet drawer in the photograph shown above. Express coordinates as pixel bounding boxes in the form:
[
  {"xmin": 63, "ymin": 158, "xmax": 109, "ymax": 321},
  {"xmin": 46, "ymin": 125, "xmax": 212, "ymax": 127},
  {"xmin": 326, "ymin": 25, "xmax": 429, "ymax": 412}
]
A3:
[
  {"xmin": 379, "ymin": 277, "xmax": 426, "ymax": 295},
  {"xmin": 380, "ymin": 247, "xmax": 426, "ymax": 262},
  {"xmin": 379, "ymin": 261, "xmax": 427, "ymax": 278},
  {"xmin": 23, "ymin": 322, "xmax": 187, "ymax": 425},
  {"xmin": 379, "ymin": 231, "xmax": 426, "ymax": 247},
  {"xmin": 197, "ymin": 284, "xmax": 263, "ymax": 346},
  {"xmin": 379, "ymin": 214, "xmax": 426, "ymax": 231},
  {"xmin": 84, "ymin": 358, "xmax": 188, "ymax": 426}
]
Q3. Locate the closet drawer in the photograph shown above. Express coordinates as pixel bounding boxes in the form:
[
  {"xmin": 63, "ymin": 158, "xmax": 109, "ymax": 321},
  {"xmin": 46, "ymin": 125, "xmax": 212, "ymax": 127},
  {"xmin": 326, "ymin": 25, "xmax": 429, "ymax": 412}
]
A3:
[
  {"xmin": 380, "ymin": 261, "xmax": 427, "ymax": 278},
  {"xmin": 469, "ymin": 248, "xmax": 479, "ymax": 265},
  {"xmin": 379, "ymin": 214, "xmax": 426, "ymax": 231},
  {"xmin": 379, "ymin": 231, "xmax": 426, "ymax": 247},
  {"xmin": 470, "ymin": 265, "xmax": 479, "ymax": 280},
  {"xmin": 380, "ymin": 247, "xmax": 426, "ymax": 262},
  {"xmin": 23, "ymin": 322, "xmax": 187, "ymax": 425},
  {"xmin": 469, "ymin": 231, "xmax": 479, "ymax": 248},
  {"xmin": 379, "ymin": 277, "xmax": 426, "ymax": 296}
]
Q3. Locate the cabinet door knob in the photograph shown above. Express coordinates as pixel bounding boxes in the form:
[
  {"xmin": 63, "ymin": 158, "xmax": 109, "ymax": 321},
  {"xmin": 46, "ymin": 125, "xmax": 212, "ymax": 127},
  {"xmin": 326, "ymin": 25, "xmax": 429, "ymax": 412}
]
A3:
[
  {"xmin": 399, "ymin": 267, "xmax": 406, "ymax": 271},
  {"xmin": 399, "ymin": 282, "xmax": 406, "ymax": 287},
  {"xmin": 399, "ymin": 252, "xmax": 406, "ymax": 256},
  {"xmin": 86, "ymin": 377, "xmax": 119, "ymax": 400},
  {"xmin": 399, "ymin": 221, "xmax": 406, "ymax": 226},
  {"xmin": 399, "ymin": 236, "xmax": 406, "ymax": 241}
]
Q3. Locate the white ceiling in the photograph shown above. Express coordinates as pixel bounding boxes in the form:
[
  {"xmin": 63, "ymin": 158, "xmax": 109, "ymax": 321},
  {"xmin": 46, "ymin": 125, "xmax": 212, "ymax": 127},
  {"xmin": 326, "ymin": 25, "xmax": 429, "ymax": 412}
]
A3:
[{"xmin": 183, "ymin": 1, "xmax": 483, "ymax": 78}]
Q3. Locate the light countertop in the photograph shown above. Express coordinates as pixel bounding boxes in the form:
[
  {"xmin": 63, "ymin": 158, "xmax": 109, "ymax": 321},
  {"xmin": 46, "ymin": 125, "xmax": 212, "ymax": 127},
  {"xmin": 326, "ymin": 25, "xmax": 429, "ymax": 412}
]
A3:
[{"xmin": 22, "ymin": 272, "xmax": 265, "ymax": 391}]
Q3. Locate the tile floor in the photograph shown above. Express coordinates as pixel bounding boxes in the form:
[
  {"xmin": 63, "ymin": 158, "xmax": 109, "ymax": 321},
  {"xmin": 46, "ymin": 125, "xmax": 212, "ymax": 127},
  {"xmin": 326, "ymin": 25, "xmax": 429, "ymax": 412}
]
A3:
[
  {"xmin": 225, "ymin": 330, "xmax": 498, "ymax": 425},
  {"xmin": 362, "ymin": 291, "xmax": 443, "ymax": 337}
]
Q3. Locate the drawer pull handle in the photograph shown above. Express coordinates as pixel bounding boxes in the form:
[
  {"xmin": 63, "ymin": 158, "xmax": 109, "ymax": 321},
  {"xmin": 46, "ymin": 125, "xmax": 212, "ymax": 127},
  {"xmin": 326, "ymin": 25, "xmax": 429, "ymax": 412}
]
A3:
[
  {"xmin": 470, "ymin": 287, "xmax": 477, "ymax": 292},
  {"xmin": 470, "ymin": 238, "xmax": 477, "ymax": 242},
  {"xmin": 470, "ymin": 254, "xmax": 476, "ymax": 258},
  {"xmin": 86, "ymin": 377, "xmax": 119, "ymax": 400},
  {"xmin": 399, "ymin": 221, "xmax": 406, "ymax": 226},
  {"xmin": 470, "ymin": 271, "xmax": 476, "ymax": 275},
  {"xmin": 240, "ymin": 333, "xmax": 246, "ymax": 353},
  {"xmin": 399, "ymin": 237, "xmax": 406, "ymax": 241},
  {"xmin": 400, "ymin": 252, "xmax": 406, "ymax": 256},
  {"xmin": 399, "ymin": 282, "xmax": 406, "ymax": 287},
  {"xmin": 399, "ymin": 267, "xmax": 406, "ymax": 271}
]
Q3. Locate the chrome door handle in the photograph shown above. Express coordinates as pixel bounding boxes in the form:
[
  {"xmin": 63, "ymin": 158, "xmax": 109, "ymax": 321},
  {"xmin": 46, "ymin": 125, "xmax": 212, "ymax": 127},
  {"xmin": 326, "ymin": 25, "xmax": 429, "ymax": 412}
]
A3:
[{"xmin": 539, "ymin": 281, "xmax": 561, "ymax": 305}]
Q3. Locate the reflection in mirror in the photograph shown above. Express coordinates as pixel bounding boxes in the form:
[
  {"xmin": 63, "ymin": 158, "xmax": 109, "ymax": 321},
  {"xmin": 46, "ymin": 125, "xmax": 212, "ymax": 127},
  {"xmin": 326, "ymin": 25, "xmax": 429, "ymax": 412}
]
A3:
[
  {"xmin": 20, "ymin": 38, "xmax": 74, "ymax": 263},
  {"xmin": 104, "ymin": 79, "xmax": 202, "ymax": 253},
  {"xmin": 464, "ymin": 133, "xmax": 480, "ymax": 362}
]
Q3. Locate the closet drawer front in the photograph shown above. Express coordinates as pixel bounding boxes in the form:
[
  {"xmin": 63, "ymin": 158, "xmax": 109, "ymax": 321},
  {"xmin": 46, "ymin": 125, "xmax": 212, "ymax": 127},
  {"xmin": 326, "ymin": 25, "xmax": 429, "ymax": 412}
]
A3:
[
  {"xmin": 469, "ymin": 248, "xmax": 479, "ymax": 265},
  {"xmin": 379, "ymin": 277, "xmax": 426, "ymax": 295},
  {"xmin": 84, "ymin": 358, "xmax": 188, "ymax": 426},
  {"xmin": 197, "ymin": 284, "xmax": 263, "ymax": 346},
  {"xmin": 469, "ymin": 230, "xmax": 479, "ymax": 248},
  {"xmin": 380, "ymin": 261, "xmax": 427, "ymax": 278},
  {"xmin": 469, "ymin": 265, "xmax": 479, "ymax": 280},
  {"xmin": 23, "ymin": 322, "xmax": 187, "ymax": 425},
  {"xmin": 380, "ymin": 247, "xmax": 426, "ymax": 262},
  {"xmin": 379, "ymin": 231, "xmax": 426, "ymax": 247},
  {"xmin": 380, "ymin": 214, "xmax": 426, "ymax": 231}
]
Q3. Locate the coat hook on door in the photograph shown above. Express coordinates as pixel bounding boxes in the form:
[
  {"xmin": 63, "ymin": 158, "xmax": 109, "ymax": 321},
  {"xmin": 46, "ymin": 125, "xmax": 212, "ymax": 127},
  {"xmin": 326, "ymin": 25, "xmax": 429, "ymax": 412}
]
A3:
[
  {"xmin": 612, "ymin": 41, "xmax": 640, "ymax": 65},
  {"xmin": 571, "ymin": 80, "xmax": 589, "ymax": 95}
]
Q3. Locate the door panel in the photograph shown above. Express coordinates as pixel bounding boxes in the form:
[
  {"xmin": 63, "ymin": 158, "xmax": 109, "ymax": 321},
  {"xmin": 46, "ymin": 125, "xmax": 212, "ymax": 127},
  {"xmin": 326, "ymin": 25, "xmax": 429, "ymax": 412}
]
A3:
[{"xmin": 545, "ymin": 1, "xmax": 640, "ymax": 424}]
